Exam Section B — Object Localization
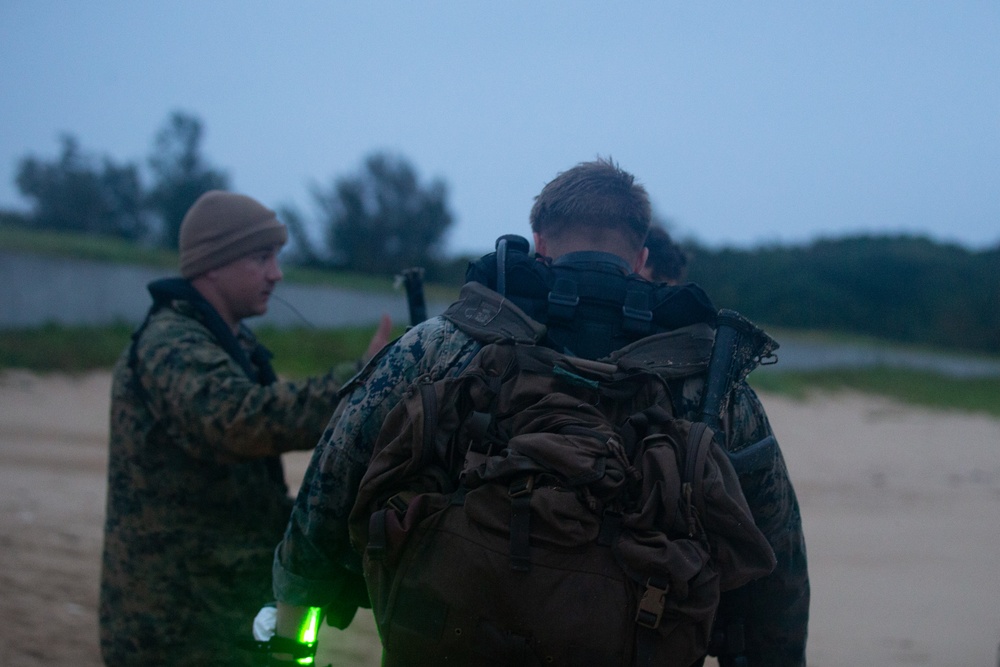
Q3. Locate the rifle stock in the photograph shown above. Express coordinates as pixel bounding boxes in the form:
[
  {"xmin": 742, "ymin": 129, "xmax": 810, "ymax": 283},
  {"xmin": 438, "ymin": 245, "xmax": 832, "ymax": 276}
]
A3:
[
  {"xmin": 398, "ymin": 267, "xmax": 428, "ymax": 326},
  {"xmin": 698, "ymin": 308, "xmax": 780, "ymax": 428}
]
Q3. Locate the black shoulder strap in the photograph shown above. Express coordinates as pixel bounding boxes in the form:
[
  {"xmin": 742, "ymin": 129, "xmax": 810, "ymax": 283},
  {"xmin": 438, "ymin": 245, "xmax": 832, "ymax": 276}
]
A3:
[
  {"xmin": 465, "ymin": 236, "xmax": 718, "ymax": 359},
  {"xmin": 128, "ymin": 277, "xmax": 275, "ymax": 386},
  {"xmin": 128, "ymin": 277, "xmax": 285, "ymax": 488}
]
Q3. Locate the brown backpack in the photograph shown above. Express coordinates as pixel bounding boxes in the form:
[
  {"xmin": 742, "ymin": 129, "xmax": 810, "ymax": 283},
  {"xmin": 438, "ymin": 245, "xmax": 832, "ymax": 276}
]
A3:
[{"xmin": 348, "ymin": 283, "xmax": 776, "ymax": 667}]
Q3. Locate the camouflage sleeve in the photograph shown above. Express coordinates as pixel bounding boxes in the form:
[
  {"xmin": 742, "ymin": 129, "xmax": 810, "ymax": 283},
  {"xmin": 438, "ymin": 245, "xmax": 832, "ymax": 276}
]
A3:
[
  {"xmin": 719, "ymin": 383, "xmax": 810, "ymax": 666},
  {"xmin": 134, "ymin": 310, "xmax": 342, "ymax": 462},
  {"xmin": 273, "ymin": 317, "xmax": 480, "ymax": 609}
]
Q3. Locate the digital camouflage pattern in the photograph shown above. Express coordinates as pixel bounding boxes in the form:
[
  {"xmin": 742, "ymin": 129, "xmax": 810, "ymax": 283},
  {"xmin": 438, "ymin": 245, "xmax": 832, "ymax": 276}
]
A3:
[
  {"xmin": 274, "ymin": 314, "xmax": 809, "ymax": 666},
  {"xmin": 100, "ymin": 293, "xmax": 345, "ymax": 667}
]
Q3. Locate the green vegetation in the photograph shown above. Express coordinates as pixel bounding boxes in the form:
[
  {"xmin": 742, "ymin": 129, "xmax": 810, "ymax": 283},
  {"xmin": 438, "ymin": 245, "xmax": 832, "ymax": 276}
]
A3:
[
  {"xmin": 3, "ymin": 323, "xmax": 997, "ymax": 417},
  {"xmin": 0, "ymin": 224, "xmax": 177, "ymax": 268},
  {"xmin": 0, "ymin": 323, "xmax": 135, "ymax": 372},
  {"xmin": 0, "ymin": 222, "xmax": 460, "ymax": 299},
  {"xmin": 9, "ymin": 115, "xmax": 457, "ymax": 279},
  {"xmin": 255, "ymin": 325, "xmax": 407, "ymax": 378},
  {"xmin": 0, "ymin": 323, "xmax": 401, "ymax": 379},
  {"xmin": 750, "ymin": 366, "xmax": 1000, "ymax": 417},
  {"xmin": 688, "ymin": 235, "xmax": 1000, "ymax": 355}
]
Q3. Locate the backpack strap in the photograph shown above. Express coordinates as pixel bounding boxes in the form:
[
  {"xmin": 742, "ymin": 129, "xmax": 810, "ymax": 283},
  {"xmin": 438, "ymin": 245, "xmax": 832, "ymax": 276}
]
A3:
[
  {"xmin": 442, "ymin": 282, "xmax": 547, "ymax": 345},
  {"xmin": 464, "ymin": 236, "xmax": 719, "ymax": 359}
]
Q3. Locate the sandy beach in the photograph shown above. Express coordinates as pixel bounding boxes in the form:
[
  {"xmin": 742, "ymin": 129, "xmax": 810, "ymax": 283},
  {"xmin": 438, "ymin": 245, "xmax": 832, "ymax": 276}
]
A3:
[{"xmin": 1, "ymin": 369, "xmax": 997, "ymax": 666}]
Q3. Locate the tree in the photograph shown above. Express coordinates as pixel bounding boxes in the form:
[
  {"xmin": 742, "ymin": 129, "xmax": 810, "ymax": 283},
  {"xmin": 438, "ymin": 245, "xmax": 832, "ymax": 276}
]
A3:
[
  {"xmin": 15, "ymin": 135, "xmax": 147, "ymax": 240},
  {"xmin": 146, "ymin": 111, "xmax": 229, "ymax": 248},
  {"xmin": 275, "ymin": 203, "xmax": 323, "ymax": 268},
  {"xmin": 313, "ymin": 153, "xmax": 453, "ymax": 275}
]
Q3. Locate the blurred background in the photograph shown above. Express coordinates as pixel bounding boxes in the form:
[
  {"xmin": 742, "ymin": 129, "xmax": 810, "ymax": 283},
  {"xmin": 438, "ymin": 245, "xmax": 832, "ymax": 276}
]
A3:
[
  {"xmin": 1, "ymin": 3, "xmax": 999, "ymax": 665},
  {"xmin": 2, "ymin": 0, "xmax": 998, "ymax": 361}
]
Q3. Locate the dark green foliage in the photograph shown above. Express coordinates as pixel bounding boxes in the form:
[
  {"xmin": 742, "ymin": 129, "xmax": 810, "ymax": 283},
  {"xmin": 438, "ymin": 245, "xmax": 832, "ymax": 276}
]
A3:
[
  {"xmin": 313, "ymin": 153, "xmax": 454, "ymax": 276},
  {"xmin": 0, "ymin": 209, "xmax": 30, "ymax": 228},
  {"xmin": 11, "ymin": 111, "xmax": 227, "ymax": 248},
  {"xmin": 687, "ymin": 235, "xmax": 1000, "ymax": 354},
  {"xmin": 145, "ymin": 111, "xmax": 230, "ymax": 248},
  {"xmin": 15, "ymin": 136, "xmax": 148, "ymax": 240}
]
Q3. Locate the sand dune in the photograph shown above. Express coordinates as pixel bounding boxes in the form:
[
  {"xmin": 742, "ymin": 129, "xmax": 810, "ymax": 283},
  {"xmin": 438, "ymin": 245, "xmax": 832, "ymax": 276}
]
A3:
[{"xmin": 1, "ymin": 370, "xmax": 997, "ymax": 666}]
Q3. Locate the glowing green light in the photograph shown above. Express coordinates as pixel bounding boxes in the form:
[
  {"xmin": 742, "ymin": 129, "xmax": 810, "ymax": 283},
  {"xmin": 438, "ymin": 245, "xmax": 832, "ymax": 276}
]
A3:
[{"xmin": 295, "ymin": 607, "xmax": 321, "ymax": 665}]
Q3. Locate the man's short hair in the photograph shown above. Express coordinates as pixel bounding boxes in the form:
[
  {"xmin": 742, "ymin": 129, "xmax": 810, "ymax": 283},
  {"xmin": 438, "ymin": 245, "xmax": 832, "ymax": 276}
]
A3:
[
  {"xmin": 644, "ymin": 225, "xmax": 688, "ymax": 283},
  {"xmin": 529, "ymin": 158, "xmax": 651, "ymax": 254}
]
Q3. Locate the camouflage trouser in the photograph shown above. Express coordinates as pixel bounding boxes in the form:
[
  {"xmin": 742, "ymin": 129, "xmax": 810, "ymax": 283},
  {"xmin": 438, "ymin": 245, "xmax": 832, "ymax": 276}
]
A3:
[{"xmin": 101, "ymin": 556, "xmax": 272, "ymax": 666}]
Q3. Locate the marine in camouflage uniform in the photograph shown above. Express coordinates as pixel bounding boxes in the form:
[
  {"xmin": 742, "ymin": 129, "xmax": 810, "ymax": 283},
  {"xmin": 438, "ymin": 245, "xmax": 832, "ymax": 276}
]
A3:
[
  {"xmin": 273, "ymin": 160, "xmax": 808, "ymax": 665},
  {"xmin": 274, "ymin": 314, "xmax": 808, "ymax": 665},
  {"xmin": 99, "ymin": 191, "xmax": 386, "ymax": 666}
]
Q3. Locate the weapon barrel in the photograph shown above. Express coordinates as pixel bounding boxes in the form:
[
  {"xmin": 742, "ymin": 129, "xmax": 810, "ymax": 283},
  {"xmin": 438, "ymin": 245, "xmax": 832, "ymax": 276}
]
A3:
[{"xmin": 400, "ymin": 267, "xmax": 428, "ymax": 326}]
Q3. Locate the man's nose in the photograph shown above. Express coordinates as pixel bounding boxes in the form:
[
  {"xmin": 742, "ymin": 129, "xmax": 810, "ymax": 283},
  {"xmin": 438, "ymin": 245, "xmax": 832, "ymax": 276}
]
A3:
[{"xmin": 267, "ymin": 259, "xmax": 283, "ymax": 282}]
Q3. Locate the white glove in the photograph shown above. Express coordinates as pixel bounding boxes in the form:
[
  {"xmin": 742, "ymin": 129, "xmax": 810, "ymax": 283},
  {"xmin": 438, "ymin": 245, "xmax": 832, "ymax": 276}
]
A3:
[{"xmin": 253, "ymin": 604, "xmax": 278, "ymax": 642}]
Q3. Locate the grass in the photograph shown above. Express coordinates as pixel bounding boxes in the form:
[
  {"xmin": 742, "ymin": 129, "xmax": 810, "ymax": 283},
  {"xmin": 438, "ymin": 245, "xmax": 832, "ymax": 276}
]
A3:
[
  {"xmin": 0, "ymin": 323, "xmax": 136, "ymax": 372},
  {"xmin": 255, "ymin": 325, "xmax": 407, "ymax": 378},
  {"xmin": 0, "ymin": 222, "xmax": 460, "ymax": 300},
  {"xmin": 750, "ymin": 366, "xmax": 1000, "ymax": 417},
  {"xmin": 0, "ymin": 323, "xmax": 403, "ymax": 379},
  {"xmin": 0, "ymin": 224, "xmax": 177, "ymax": 268},
  {"xmin": 2, "ymin": 323, "xmax": 997, "ymax": 417}
]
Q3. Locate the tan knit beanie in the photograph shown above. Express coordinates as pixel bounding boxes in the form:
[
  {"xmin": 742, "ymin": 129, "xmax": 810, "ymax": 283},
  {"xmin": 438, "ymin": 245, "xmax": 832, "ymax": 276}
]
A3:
[{"xmin": 178, "ymin": 190, "xmax": 288, "ymax": 278}]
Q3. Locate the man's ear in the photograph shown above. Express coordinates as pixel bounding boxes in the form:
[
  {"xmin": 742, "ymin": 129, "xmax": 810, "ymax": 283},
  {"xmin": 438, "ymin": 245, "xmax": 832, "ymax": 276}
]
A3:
[
  {"xmin": 532, "ymin": 233, "xmax": 547, "ymax": 258},
  {"xmin": 632, "ymin": 247, "xmax": 649, "ymax": 274}
]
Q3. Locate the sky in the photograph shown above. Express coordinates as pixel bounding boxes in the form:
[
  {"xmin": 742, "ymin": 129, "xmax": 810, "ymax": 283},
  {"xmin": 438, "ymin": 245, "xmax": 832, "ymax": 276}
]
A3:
[{"xmin": 1, "ymin": 1, "xmax": 998, "ymax": 256}]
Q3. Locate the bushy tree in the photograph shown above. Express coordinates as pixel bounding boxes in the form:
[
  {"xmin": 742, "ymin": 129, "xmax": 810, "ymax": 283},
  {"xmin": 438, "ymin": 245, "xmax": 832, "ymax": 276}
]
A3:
[
  {"xmin": 313, "ymin": 153, "xmax": 453, "ymax": 275},
  {"xmin": 687, "ymin": 234, "xmax": 999, "ymax": 353},
  {"xmin": 275, "ymin": 203, "xmax": 323, "ymax": 267},
  {"xmin": 15, "ymin": 135, "xmax": 147, "ymax": 240},
  {"xmin": 146, "ymin": 111, "xmax": 229, "ymax": 248}
]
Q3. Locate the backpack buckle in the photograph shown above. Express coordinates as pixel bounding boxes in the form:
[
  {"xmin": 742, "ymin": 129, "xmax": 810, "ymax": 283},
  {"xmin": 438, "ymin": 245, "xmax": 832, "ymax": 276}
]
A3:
[
  {"xmin": 635, "ymin": 578, "xmax": 669, "ymax": 629},
  {"xmin": 508, "ymin": 475, "xmax": 534, "ymax": 498}
]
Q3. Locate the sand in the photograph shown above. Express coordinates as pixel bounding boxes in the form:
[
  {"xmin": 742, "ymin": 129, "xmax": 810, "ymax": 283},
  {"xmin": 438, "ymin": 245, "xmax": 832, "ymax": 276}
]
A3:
[{"xmin": 0, "ymin": 370, "xmax": 997, "ymax": 666}]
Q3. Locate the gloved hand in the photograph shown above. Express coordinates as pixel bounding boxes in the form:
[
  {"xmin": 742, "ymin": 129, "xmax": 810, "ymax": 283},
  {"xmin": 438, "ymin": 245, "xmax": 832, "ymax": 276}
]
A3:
[{"xmin": 253, "ymin": 603, "xmax": 277, "ymax": 642}]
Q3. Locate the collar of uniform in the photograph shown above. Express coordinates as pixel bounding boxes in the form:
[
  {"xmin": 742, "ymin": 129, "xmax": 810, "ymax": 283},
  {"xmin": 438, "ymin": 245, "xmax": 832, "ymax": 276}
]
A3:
[{"xmin": 552, "ymin": 250, "xmax": 633, "ymax": 275}]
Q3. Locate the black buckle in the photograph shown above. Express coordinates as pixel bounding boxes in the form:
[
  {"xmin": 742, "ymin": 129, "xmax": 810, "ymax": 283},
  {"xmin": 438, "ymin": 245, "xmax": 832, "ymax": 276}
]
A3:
[
  {"xmin": 635, "ymin": 578, "xmax": 669, "ymax": 629},
  {"xmin": 508, "ymin": 475, "xmax": 534, "ymax": 498}
]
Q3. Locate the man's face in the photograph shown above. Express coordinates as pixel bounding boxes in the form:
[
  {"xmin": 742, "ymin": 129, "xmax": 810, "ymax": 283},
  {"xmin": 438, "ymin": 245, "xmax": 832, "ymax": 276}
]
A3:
[{"xmin": 209, "ymin": 245, "xmax": 284, "ymax": 324}]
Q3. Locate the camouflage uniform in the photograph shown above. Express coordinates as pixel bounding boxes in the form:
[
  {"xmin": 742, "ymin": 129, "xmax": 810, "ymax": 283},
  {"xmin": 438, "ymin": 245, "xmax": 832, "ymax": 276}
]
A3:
[
  {"xmin": 274, "ymin": 311, "xmax": 809, "ymax": 665},
  {"xmin": 100, "ymin": 279, "xmax": 345, "ymax": 666}
]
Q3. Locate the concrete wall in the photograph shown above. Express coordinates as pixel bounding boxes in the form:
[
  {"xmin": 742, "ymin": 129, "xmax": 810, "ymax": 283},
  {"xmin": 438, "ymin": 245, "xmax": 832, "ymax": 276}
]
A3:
[
  {"xmin": 4, "ymin": 251, "xmax": 999, "ymax": 377},
  {"xmin": 0, "ymin": 251, "xmax": 448, "ymax": 329}
]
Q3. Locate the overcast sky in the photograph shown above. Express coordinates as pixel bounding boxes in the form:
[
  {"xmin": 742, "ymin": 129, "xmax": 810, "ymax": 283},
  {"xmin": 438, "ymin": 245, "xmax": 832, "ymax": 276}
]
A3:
[{"xmin": 2, "ymin": 1, "xmax": 998, "ymax": 256}]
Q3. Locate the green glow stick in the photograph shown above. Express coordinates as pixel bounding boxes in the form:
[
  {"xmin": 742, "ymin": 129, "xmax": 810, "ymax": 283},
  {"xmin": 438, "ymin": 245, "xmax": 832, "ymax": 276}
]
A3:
[{"xmin": 295, "ymin": 607, "xmax": 321, "ymax": 665}]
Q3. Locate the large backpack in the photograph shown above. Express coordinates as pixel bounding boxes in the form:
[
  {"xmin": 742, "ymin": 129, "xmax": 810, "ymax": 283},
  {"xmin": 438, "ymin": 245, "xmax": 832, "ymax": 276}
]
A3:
[{"xmin": 348, "ymin": 282, "xmax": 777, "ymax": 667}]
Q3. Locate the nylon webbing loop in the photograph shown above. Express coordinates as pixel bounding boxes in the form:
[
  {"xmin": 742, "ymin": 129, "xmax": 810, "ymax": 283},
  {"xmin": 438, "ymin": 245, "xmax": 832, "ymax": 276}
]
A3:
[
  {"xmin": 508, "ymin": 476, "xmax": 534, "ymax": 572},
  {"xmin": 622, "ymin": 287, "xmax": 654, "ymax": 336},
  {"xmin": 547, "ymin": 277, "xmax": 579, "ymax": 322},
  {"xmin": 366, "ymin": 509, "xmax": 388, "ymax": 561}
]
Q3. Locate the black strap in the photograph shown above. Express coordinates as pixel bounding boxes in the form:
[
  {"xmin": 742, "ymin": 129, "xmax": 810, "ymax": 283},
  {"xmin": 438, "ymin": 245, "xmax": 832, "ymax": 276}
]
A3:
[
  {"xmin": 128, "ymin": 277, "xmax": 284, "ymax": 486},
  {"xmin": 634, "ymin": 577, "xmax": 670, "ymax": 667},
  {"xmin": 366, "ymin": 509, "xmax": 388, "ymax": 561},
  {"xmin": 508, "ymin": 476, "xmax": 533, "ymax": 572}
]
